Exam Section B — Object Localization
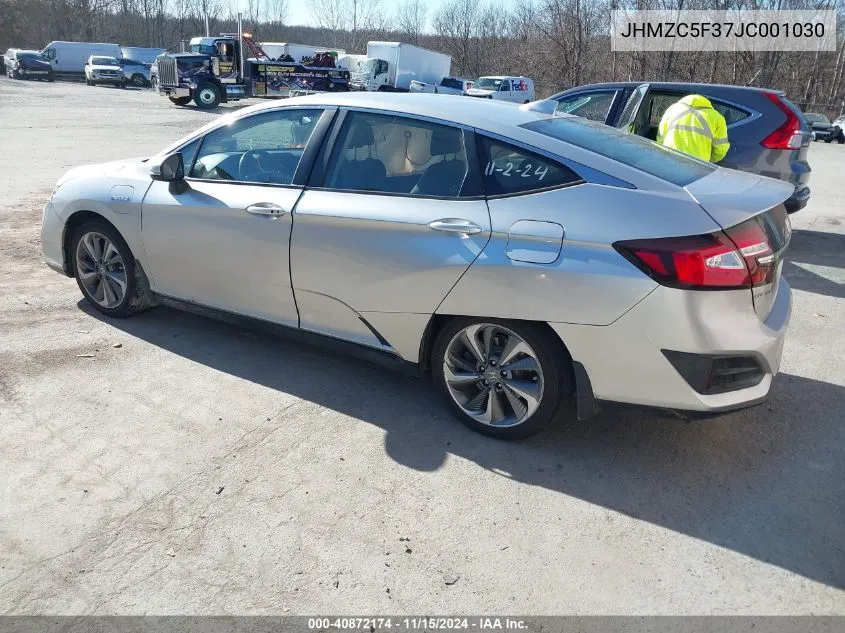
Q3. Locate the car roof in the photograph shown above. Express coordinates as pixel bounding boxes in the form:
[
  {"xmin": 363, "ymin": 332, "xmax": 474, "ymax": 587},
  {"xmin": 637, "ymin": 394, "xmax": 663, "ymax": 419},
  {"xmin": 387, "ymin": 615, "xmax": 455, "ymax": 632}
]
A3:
[
  {"xmin": 228, "ymin": 93, "xmax": 551, "ymax": 130},
  {"xmin": 551, "ymin": 81, "xmax": 783, "ymax": 99}
]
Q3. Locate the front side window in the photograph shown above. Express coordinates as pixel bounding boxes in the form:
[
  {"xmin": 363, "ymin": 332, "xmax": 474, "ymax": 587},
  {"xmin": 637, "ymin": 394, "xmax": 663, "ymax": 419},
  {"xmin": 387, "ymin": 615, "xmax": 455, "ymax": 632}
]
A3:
[
  {"xmin": 190, "ymin": 108, "xmax": 323, "ymax": 184},
  {"xmin": 556, "ymin": 91, "xmax": 617, "ymax": 122},
  {"xmin": 324, "ymin": 111, "xmax": 470, "ymax": 198},
  {"xmin": 43, "ymin": 48, "xmax": 56, "ymax": 60},
  {"xmin": 477, "ymin": 136, "xmax": 582, "ymax": 197}
]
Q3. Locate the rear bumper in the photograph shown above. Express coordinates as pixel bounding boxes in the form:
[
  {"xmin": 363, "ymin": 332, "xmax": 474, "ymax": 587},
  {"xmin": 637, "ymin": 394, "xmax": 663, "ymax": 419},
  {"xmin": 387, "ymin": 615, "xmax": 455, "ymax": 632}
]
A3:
[
  {"xmin": 785, "ymin": 186, "xmax": 810, "ymax": 213},
  {"xmin": 552, "ymin": 277, "xmax": 792, "ymax": 415}
]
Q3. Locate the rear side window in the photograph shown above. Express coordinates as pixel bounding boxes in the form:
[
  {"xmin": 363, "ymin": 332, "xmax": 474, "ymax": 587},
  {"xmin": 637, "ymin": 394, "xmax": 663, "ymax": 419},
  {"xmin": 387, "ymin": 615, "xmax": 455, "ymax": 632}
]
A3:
[
  {"xmin": 712, "ymin": 102, "xmax": 750, "ymax": 125},
  {"xmin": 523, "ymin": 117, "xmax": 715, "ymax": 187},
  {"xmin": 324, "ymin": 111, "xmax": 470, "ymax": 198},
  {"xmin": 477, "ymin": 136, "xmax": 582, "ymax": 197}
]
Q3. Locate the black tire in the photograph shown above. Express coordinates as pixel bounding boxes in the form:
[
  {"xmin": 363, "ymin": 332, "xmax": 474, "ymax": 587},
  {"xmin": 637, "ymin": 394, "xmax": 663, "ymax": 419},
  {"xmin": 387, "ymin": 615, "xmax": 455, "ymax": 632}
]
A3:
[
  {"xmin": 825, "ymin": 136, "xmax": 832, "ymax": 143},
  {"xmin": 70, "ymin": 220, "xmax": 154, "ymax": 318},
  {"xmin": 431, "ymin": 317, "xmax": 572, "ymax": 440},
  {"xmin": 47, "ymin": 74, "xmax": 55, "ymax": 82},
  {"xmin": 169, "ymin": 96, "xmax": 191, "ymax": 106},
  {"xmin": 130, "ymin": 73, "xmax": 146, "ymax": 87},
  {"xmin": 118, "ymin": 82, "xmax": 126, "ymax": 89},
  {"xmin": 194, "ymin": 82, "xmax": 220, "ymax": 109}
]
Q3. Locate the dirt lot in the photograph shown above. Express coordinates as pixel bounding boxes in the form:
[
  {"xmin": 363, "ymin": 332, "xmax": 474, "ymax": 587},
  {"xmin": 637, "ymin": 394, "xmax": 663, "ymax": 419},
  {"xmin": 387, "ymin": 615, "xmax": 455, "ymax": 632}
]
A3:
[{"xmin": 1, "ymin": 78, "xmax": 844, "ymax": 615}]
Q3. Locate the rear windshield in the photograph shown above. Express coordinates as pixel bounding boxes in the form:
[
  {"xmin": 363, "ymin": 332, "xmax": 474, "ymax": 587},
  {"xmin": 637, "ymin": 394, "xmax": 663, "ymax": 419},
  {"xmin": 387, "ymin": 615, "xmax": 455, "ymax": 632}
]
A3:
[{"xmin": 522, "ymin": 116, "xmax": 716, "ymax": 187}]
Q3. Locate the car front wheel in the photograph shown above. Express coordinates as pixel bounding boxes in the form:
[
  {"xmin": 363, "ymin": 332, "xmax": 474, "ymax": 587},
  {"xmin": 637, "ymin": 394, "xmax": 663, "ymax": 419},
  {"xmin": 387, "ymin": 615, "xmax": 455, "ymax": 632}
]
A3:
[
  {"xmin": 432, "ymin": 318, "xmax": 571, "ymax": 439},
  {"xmin": 71, "ymin": 221, "xmax": 151, "ymax": 318}
]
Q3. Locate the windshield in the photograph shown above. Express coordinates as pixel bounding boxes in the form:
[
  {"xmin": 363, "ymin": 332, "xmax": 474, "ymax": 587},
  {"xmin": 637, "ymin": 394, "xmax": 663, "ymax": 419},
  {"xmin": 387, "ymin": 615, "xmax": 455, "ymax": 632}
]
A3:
[
  {"xmin": 474, "ymin": 77, "xmax": 502, "ymax": 90},
  {"xmin": 92, "ymin": 57, "xmax": 119, "ymax": 66},
  {"xmin": 360, "ymin": 59, "xmax": 379, "ymax": 73},
  {"xmin": 190, "ymin": 44, "xmax": 216, "ymax": 55},
  {"xmin": 523, "ymin": 116, "xmax": 716, "ymax": 187},
  {"xmin": 804, "ymin": 113, "xmax": 829, "ymax": 124}
]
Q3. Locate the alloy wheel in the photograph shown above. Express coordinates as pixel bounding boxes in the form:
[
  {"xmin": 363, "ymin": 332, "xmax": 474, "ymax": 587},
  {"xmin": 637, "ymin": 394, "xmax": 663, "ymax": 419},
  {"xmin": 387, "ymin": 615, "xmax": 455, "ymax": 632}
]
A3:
[
  {"xmin": 199, "ymin": 88, "xmax": 216, "ymax": 105},
  {"xmin": 75, "ymin": 231, "xmax": 127, "ymax": 309},
  {"xmin": 442, "ymin": 323, "xmax": 544, "ymax": 427}
]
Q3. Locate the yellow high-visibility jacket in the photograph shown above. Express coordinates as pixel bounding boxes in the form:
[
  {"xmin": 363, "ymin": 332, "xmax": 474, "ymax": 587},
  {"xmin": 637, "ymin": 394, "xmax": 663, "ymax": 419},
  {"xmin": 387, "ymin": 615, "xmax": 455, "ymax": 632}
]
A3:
[{"xmin": 657, "ymin": 94, "xmax": 730, "ymax": 163}]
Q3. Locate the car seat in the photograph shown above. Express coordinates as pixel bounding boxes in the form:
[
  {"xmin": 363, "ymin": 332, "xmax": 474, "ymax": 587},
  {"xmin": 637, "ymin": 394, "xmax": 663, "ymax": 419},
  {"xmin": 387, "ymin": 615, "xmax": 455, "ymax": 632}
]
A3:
[
  {"xmin": 410, "ymin": 128, "xmax": 466, "ymax": 196},
  {"xmin": 332, "ymin": 122, "xmax": 386, "ymax": 191}
]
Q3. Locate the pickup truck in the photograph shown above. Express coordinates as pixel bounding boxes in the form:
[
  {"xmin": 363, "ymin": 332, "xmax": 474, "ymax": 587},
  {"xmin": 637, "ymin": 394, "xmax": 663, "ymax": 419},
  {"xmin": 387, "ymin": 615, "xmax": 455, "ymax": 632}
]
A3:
[{"xmin": 409, "ymin": 76, "xmax": 474, "ymax": 95}]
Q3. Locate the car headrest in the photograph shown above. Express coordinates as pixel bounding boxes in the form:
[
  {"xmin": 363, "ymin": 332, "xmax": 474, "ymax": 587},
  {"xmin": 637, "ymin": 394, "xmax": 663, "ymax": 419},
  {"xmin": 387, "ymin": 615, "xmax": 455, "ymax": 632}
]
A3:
[
  {"xmin": 430, "ymin": 127, "xmax": 462, "ymax": 156},
  {"xmin": 347, "ymin": 123, "xmax": 375, "ymax": 148}
]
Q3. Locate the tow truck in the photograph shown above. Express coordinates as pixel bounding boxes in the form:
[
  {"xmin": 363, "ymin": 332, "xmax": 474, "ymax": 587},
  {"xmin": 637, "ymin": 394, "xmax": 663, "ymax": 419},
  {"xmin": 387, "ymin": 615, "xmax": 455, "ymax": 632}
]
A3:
[{"xmin": 155, "ymin": 22, "xmax": 349, "ymax": 109}]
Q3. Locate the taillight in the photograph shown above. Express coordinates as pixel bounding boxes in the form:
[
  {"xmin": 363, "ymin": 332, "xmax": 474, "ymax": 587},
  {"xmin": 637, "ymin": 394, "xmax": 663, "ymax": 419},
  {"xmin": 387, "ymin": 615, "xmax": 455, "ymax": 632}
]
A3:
[
  {"xmin": 614, "ymin": 217, "xmax": 775, "ymax": 290},
  {"xmin": 761, "ymin": 92, "xmax": 803, "ymax": 150}
]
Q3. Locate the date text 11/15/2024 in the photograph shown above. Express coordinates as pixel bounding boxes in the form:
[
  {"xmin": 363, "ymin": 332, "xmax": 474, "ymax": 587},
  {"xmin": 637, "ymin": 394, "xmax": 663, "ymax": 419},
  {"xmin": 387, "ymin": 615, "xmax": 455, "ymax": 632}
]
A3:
[{"xmin": 307, "ymin": 617, "xmax": 528, "ymax": 630}]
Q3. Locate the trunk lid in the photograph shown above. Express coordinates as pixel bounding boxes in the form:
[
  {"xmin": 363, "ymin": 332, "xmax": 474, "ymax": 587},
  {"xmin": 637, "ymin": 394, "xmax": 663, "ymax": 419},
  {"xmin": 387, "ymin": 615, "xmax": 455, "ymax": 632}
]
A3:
[{"xmin": 685, "ymin": 169, "xmax": 793, "ymax": 321}]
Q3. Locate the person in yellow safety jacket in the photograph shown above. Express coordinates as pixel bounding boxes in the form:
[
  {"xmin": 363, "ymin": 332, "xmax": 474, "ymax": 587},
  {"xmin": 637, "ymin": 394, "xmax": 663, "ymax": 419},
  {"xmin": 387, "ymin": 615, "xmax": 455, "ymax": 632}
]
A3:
[{"xmin": 656, "ymin": 94, "xmax": 730, "ymax": 163}]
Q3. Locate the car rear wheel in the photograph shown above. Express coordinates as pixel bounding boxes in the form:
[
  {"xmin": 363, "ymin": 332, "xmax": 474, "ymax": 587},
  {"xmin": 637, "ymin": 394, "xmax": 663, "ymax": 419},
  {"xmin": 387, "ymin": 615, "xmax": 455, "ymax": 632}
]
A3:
[
  {"xmin": 432, "ymin": 318, "xmax": 570, "ymax": 439},
  {"xmin": 130, "ymin": 73, "xmax": 146, "ymax": 87},
  {"xmin": 71, "ymin": 221, "xmax": 152, "ymax": 318}
]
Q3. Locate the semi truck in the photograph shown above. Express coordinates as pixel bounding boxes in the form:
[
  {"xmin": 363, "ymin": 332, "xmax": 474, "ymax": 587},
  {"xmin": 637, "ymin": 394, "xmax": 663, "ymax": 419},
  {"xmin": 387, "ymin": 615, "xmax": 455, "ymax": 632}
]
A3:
[
  {"xmin": 350, "ymin": 42, "xmax": 451, "ymax": 92},
  {"xmin": 155, "ymin": 28, "xmax": 349, "ymax": 109}
]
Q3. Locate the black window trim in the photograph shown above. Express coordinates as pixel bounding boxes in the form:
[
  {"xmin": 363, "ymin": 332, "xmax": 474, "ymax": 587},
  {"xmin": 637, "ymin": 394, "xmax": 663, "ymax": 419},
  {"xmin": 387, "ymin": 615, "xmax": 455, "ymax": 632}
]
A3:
[
  {"xmin": 307, "ymin": 106, "xmax": 486, "ymax": 201},
  {"xmin": 474, "ymin": 130, "xmax": 587, "ymax": 200},
  {"xmin": 177, "ymin": 106, "xmax": 336, "ymax": 189}
]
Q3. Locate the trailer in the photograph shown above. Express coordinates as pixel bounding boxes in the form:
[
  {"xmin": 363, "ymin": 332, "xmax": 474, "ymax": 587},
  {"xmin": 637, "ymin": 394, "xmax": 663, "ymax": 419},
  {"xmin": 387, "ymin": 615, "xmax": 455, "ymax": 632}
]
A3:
[
  {"xmin": 260, "ymin": 42, "xmax": 345, "ymax": 63},
  {"xmin": 350, "ymin": 42, "xmax": 451, "ymax": 92}
]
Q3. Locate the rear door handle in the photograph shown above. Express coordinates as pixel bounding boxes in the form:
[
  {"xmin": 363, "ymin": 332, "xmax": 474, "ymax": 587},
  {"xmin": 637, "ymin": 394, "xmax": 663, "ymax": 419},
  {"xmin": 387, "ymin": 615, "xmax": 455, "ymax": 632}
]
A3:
[
  {"xmin": 428, "ymin": 218, "xmax": 483, "ymax": 235},
  {"xmin": 246, "ymin": 203, "xmax": 286, "ymax": 217}
]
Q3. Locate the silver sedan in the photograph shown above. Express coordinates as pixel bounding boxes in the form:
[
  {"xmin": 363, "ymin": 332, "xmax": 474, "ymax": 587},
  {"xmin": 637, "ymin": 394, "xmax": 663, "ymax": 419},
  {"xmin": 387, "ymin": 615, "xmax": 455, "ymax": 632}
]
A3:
[{"xmin": 41, "ymin": 93, "xmax": 793, "ymax": 439}]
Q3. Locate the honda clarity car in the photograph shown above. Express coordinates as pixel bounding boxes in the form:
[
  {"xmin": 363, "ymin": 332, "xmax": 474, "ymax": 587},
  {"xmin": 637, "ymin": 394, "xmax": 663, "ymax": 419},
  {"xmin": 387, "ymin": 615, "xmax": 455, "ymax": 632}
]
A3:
[{"xmin": 41, "ymin": 93, "xmax": 793, "ymax": 439}]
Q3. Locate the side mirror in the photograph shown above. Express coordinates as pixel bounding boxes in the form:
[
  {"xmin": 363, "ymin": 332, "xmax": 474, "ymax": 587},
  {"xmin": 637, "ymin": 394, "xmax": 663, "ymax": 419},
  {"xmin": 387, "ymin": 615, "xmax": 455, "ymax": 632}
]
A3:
[{"xmin": 150, "ymin": 153, "xmax": 184, "ymax": 182}]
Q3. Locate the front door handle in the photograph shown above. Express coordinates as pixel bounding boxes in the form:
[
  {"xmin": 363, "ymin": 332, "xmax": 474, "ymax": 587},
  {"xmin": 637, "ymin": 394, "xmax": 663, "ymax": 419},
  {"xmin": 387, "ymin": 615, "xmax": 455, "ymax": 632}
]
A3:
[
  {"xmin": 246, "ymin": 203, "xmax": 286, "ymax": 217},
  {"xmin": 428, "ymin": 218, "xmax": 483, "ymax": 235}
]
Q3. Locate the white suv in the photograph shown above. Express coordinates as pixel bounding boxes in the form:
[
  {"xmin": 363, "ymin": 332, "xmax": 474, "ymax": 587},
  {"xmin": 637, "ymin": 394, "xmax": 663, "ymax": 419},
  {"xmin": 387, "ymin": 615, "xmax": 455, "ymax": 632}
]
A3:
[{"xmin": 84, "ymin": 55, "xmax": 125, "ymax": 87}]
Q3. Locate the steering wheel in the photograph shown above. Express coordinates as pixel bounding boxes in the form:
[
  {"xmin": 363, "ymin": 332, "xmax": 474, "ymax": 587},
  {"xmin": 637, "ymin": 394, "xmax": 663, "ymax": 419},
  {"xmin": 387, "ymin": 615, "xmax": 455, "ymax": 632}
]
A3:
[{"xmin": 238, "ymin": 150, "xmax": 275, "ymax": 181}]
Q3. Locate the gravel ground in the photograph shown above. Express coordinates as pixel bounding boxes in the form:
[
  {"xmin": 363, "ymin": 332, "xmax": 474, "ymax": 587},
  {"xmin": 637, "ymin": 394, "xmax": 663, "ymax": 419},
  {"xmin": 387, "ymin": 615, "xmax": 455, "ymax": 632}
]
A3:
[{"xmin": 0, "ymin": 78, "xmax": 844, "ymax": 615}]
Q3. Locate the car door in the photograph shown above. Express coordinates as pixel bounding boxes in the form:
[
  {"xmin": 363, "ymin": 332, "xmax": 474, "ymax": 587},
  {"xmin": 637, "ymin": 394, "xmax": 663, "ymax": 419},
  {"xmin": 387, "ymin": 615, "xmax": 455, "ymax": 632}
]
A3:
[
  {"xmin": 141, "ymin": 107, "xmax": 331, "ymax": 327},
  {"xmin": 615, "ymin": 83, "xmax": 650, "ymax": 134},
  {"xmin": 289, "ymin": 109, "xmax": 490, "ymax": 361}
]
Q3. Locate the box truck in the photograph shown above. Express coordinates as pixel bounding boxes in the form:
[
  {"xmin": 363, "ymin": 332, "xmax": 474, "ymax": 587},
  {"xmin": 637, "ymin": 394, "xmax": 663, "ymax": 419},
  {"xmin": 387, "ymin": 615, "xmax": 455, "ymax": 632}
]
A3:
[{"xmin": 350, "ymin": 42, "xmax": 451, "ymax": 92}]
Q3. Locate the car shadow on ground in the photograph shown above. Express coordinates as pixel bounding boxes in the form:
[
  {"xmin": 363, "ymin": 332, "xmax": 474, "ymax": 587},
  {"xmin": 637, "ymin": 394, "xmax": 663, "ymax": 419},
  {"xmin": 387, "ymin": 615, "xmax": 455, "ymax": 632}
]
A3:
[
  {"xmin": 82, "ymin": 300, "xmax": 845, "ymax": 591},
  {"xmin": 784, "ymin": 229, "xmax": 845, "ymax": 299}
]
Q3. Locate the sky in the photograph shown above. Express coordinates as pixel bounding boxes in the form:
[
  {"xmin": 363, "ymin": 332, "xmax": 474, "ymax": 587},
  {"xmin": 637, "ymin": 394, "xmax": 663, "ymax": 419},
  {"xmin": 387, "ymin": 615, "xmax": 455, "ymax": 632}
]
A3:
[{"xmin": 281, "ymin": 0, "xmax": 449, "ymax": 29}]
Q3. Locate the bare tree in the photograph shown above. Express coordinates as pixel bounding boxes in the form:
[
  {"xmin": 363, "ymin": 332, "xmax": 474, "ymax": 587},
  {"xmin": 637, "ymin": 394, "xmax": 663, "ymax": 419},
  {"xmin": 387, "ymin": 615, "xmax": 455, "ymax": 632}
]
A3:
[{"xmin": 396, "ymin": 0, "xmax": 426, "ymax": 44}]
